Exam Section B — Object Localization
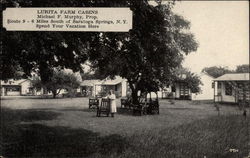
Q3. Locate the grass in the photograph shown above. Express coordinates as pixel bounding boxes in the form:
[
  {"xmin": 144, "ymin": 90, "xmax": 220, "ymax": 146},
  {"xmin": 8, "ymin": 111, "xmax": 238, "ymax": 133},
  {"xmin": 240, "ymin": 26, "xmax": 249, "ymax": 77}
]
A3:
[
  {"xmin": 125, "ymin": 115, "xmax": 249, "ymax": 158},
  {"xmin": 1, "ymin": 97, "xmax": 249, "ymax": 158}
]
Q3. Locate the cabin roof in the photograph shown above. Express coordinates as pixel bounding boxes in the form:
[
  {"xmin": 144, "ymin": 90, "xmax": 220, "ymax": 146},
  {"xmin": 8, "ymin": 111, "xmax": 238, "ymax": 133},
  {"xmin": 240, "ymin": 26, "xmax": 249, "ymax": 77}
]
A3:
[
  {"xmin": 96, "ymin": 77, "xmax": 126, "ymax": 86},
  {"xmin": 0, "ymin": 79, "xmax": 30, "ymax": 86},
  {"xmin": 80, "ymin": 80, "xmax": 100, "ymax": 86},
  {"xmin": 214, "ymin": 73, "xmax": 249, "ymax": 81},
  {"xmin": 80, "ymin": 76, "xmax": 127, "ymax": 86}
]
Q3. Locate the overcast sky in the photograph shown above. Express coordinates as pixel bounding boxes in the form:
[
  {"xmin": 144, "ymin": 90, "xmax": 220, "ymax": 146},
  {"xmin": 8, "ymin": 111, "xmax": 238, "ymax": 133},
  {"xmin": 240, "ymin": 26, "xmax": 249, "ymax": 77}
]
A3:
[{"xmin": 173, "ymin": 1, "xmax": 249, "ymax": 73}]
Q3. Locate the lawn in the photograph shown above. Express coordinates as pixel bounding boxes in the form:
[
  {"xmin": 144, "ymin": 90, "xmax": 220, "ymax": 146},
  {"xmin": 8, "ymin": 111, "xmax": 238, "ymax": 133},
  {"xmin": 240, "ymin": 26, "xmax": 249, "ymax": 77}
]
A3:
[{"xmin": 1, "ymin": 97, "xmax": 249, "ymax": 158}]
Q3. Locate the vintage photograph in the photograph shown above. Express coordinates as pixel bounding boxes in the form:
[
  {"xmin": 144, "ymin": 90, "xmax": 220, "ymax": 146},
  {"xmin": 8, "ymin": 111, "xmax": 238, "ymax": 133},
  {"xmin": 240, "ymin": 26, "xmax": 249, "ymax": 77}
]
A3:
[{"xmin": 1, "ymin": 0, "xmax": 249, "ymax": 158}]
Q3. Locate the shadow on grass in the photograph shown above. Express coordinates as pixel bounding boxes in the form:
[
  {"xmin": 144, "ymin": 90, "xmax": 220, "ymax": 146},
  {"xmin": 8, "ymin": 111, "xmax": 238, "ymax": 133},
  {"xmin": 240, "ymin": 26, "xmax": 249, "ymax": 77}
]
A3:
[
  {"xmin": 0, "ymin": 96, "xmax": 87, "ymax": 100},
  {"xmin": 2, "ymin": 124, "xmax": 129, "ymax": 158},
  {"xmin": 1, "ymin": 108, "xmax": 129, "ymax": 158},
  {"xmin": 1, "ymin": 108, "xmax": 61, "ymax": 122},
  {"xmin": 165, "ymin": 107, "xmax": 201, "ymax": 110},
  {"xmin": 60, "ymin": 108, "xmax": 96, "ymax": 113},
  {"xmin": 60, "ymin": 107, "xmax": 135, "ymax": 116},
  {"xmin": 117, "ymin": 108, "xmax": 134, "ymax": 116}
]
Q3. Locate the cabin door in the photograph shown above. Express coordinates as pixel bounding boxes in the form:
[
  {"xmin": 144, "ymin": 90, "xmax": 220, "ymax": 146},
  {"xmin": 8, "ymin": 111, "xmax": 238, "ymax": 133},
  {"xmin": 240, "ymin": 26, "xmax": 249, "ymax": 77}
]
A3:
[{"xmin": 179, "ymin": 83, "xmax": 189, "ymax": 99}]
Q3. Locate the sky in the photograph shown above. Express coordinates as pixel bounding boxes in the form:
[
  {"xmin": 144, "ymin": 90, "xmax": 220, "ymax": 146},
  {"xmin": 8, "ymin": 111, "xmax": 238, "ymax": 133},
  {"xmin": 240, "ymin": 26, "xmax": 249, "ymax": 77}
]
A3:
[{"xmin": 172, "ymin": 1, "xmax": 249, "ymax": 73}]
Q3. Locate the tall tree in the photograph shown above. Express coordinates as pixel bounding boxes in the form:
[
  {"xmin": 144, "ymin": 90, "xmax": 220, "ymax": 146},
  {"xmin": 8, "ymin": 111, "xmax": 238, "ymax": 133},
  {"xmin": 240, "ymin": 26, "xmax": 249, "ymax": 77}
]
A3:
[
  {"xmin": 88, "ymin": 3, "xmax": 198, "ymax": 103},
  {"xmin": 2, "ymin": 0, "xmax": 198, "ymax": 104},
  {"xmin": 1, "ymin": 0, "xmax": 155, "ymax": 82},
  {"xmin": 202, "ymin": 66, "xmax": 233, "ymax": 78},
  {"xmin": 173, "ymin": 67, "xmax": 202, "ymax": 93},
  {"xmin": 235, "ymin": 64, "xmax": 250, "ymax": 73},
  {"xmin": 1, "ymin": 0, "xmax": 123, "ymax": 81},
  {"xmin": 32, "ymin": 70, "xmax": 81, "ymax": 98}
]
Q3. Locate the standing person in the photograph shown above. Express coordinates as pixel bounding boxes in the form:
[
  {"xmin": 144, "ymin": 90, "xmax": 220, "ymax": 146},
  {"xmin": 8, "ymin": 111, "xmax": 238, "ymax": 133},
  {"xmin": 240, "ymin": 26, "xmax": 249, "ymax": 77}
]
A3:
[{"xmin": 108, "ymin": 90, "xmax": 117, "ymax": 117}]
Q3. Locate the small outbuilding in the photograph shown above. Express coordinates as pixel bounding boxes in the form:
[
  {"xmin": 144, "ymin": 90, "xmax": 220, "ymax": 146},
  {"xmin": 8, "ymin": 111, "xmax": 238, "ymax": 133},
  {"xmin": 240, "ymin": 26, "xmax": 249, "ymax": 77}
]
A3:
[
  {"xmin": 94, "ymin": 76, "xmax": 127, "ymax": 97},
  {"xmin": 191, "ymin": 72, "xmax": 215, "ymax": 100},
  {"xmin": 80, "ymin": 80, "xmax": 100, "ymax": 97},
  {"xmin": 80, "ymin": 76, "xmax": 128, "ymax": 98},
  {"xmin": 0, "ymin": 79, "xmax": 35, "ymax": 96},
  {"xmin": 213, "ymin": 73, "xmax": 250, "ymax": 104},
  {"xmin": 161, "ymin": 72, "xmax": 215, "ymax": 100}
]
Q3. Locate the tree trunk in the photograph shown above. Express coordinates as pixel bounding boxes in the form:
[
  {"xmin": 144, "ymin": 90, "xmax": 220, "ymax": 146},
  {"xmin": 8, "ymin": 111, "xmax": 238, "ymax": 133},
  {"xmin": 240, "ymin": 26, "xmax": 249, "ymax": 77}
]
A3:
[
  {"xmin": 42, "ymin": 86, "xmax": 48, "ymax": 95},
  {"xmin": 52, "ymin": 90, "xmax": 57, "ymax": 98},
  {"xmin": 56, "ymin": 89, "xmax": 62, "ymax": 96},
  {"xmin": 128, "ymin": 81, "xmax": 139, "ymax": 105},
  {"xmin": 131, "ymin": 89, "xmax": 139, "ymax": 105}
]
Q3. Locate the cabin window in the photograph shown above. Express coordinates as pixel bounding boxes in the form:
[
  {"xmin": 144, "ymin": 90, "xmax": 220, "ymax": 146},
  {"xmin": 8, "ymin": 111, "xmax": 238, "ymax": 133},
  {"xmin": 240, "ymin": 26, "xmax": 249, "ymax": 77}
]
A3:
[
  {"xmin": 36, "ymin": 88, "xmax": 41, "ymax": 91},
  {"xmin": 102, "ymin": 86, "xmax": 107, "ymax": 91},
  {"xmin": 217, "ymin": 82, "xmax": 221, "ymax": 89},
  {"xmin": 6, "ymin": 87, "xmax": 20, "ymax": 91},
  {"xmin": 212, "ymin": 82, "xmax": 215, "ymax": 88},
  {"xmin": 225, "ymin": 83, "xmax": 232, "ymax": 96},
  {"xmin": 237, "ymin": 83, "xmax": 244, "ymax": 89},
  {"xmin": 13, "ymin": 87, "xmax": 20, "ymax": 91},
  {"xmin": 171, "ymin": 86, "xmax": 176, "ymax": 92}
]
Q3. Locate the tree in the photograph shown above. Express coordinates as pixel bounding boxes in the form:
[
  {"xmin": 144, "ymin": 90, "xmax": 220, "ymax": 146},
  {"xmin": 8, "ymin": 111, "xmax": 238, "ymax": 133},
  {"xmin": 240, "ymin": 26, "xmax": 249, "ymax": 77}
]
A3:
[
  {"xmin": 202, "ymin": 66, "xmax": 233, "ymax": 78},
  {"xmin": 1, "ymin": 0, "xmax": 117, "ymax": 81},
  {"xmin": 1, "ymin": 0, "xmax": 154, "ymax": 82},
  {"xmin": 80, "ymin": 70, "xmax": 103, "ymax": 80},
  {"xmin": 87, "ymin": 3, "xmax": 198, "ymax": 104},
  {"xmin": 32, "ymin": 70, "xmax": 81, "ymax": 98},
  {"xmin": 0, "ymin": 64, "xmax": 26, "ymax": 80},
  {"xmin": 173, "ymin": 67, "xmax": 202, "ymax": 93},
  {"xmin": 235, "ymin": 64, "xmax": 250, "ymax": 73},
  {"xmin": 2, "ymin": 0, "xmax": 198, "ymax": 104},
  {"xmin": 1, "ymin": 29, "xmax": 89, "ymax": 82}
]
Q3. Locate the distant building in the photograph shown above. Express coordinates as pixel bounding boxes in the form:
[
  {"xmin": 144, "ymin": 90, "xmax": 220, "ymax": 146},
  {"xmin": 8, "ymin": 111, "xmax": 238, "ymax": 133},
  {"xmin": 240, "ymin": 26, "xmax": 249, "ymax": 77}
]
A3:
[
  {"xmin": 80, "ymin": 76, "xmax": 127, "ymax": 98},
  {"xmin": 0, "ymin": 75, "xmax": 128, "ymax": 98},
  {"xmin": 95, "ymin": 77, "xmax": 127, "ymax": 97},
  {"xmin": 79, "ymin": 80, "xmax": 100, "ymax": 97},
  {"xmin": 191, "ymin": 72, "xmax": 215, "ymax": 100},
  {"xmin": 0, "ymin": 79, "xmax": 35, "ymax": 96},
  {"xmin": 213, "ymin": 73, "xmax": 250, "ymax": 103},
  {"xmin": 161, "ymin": 72, "xmax": 215, "ymax": 100},
  {"xmin": 172, "ymin": 81, "xmax": 192, "ymax": 100}
]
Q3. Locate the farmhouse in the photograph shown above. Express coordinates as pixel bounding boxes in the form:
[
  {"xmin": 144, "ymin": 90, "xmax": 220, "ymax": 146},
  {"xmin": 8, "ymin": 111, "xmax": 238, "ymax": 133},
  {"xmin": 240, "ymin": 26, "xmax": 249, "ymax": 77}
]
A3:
[
  {"xmin": 0, "ymin": 79, "xmax": 34, "ymax": 96},
  {"xmin": 213, "ymin": 73, "xmax": 250, "ymax": 103}
]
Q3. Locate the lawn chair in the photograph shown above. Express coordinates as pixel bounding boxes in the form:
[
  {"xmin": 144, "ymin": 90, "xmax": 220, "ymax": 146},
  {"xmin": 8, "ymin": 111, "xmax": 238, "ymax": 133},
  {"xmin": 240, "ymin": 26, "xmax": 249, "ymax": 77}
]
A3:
[
  {"xmin": 89, "ymin": 98, "xmax": 99, "ymax": 109},
  {"xmin": 96, "ymin": 99, "xmax": 110, "ymax": 117},
  {"xmin": 121, "ymin": 98, "xmax": 127, "ymax": 108},
  {"xmin": 133, "ymin": 97, "xmax": 148, "ymax": 116},
  {"xmin": 121, "ymin": 97, "xmax": 132, "ymax": 109},
  {"xmin": 148, "ymin": 99, "xmax": 160, "ymax": 114}
]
